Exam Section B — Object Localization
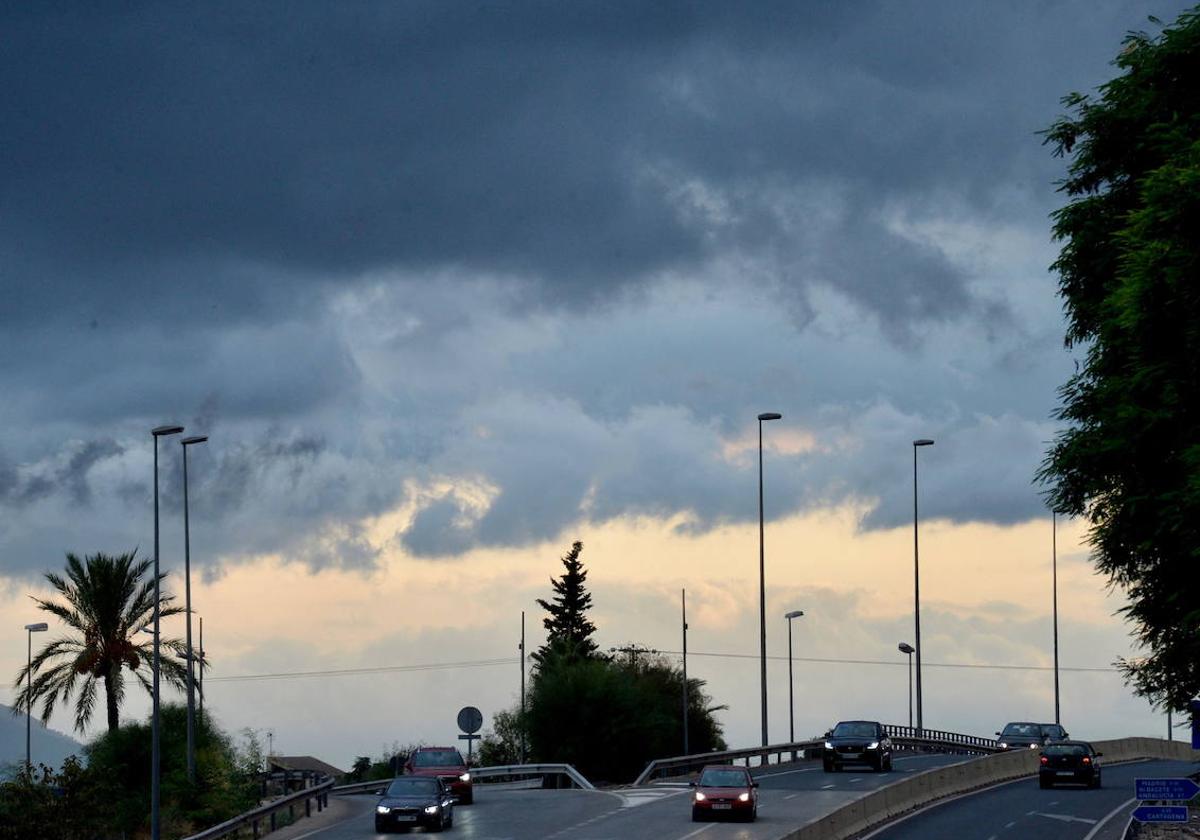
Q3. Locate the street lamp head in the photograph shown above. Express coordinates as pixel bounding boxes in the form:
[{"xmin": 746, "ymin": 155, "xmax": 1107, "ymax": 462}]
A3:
[
  {"xmin": 152, "ymin": 425, "xmax": 185, "ymax": 437},
  {"xmin": 912, "ymin": 439, "xmax": 934, "ymax": 447},
  {"xmin": 898, "ymin": 642, "xmax": 915, "ymax": 654},
  {"xmin": 784, "ymin": 610, "xmax": 804, "ymax": 619},
  {"xmin": 758, "ymin": 412, "xmax": 783, "ymax": 421},
  {"xmin": 24, "ymin": 622, "xmax": 48, "ymax": 632},
  {"xmin": 182, "ymin": 435, "xmax": 208, "ymax": 446}
]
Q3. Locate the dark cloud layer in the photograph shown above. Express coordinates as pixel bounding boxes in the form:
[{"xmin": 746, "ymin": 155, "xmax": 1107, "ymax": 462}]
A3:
[{"xmin": 0, "ymin": 1, "xmax": 1190, "ymax": 572}]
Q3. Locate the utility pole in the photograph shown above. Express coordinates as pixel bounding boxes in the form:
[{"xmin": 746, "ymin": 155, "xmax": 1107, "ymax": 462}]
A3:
[{"xmin": 1052, "ymin": 511, "xmax": 1061, "ymax": 726}]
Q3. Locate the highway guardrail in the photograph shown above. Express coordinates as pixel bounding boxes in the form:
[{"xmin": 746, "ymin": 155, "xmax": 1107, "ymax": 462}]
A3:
[
  {"xmin": 633, "ymin": 724, "xmax": 1001, "ymax": 786},
  {"xmin": 180, "ymin": 776, "xmax": 334, "ymax": 840},
  {"xmin": 785, "ymin": 736, "xmax": 1199, "ymax": 840},
  {"xmin": 331, "ymin": 763, "xmax": 594, "ymax": 796}
]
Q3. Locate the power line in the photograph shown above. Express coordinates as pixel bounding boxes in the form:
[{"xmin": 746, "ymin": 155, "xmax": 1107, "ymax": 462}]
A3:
[
  {"xmin": 658, "ymin": 649, "xmax": 1117, "ymax": 674},
  {"xmin": 205, "ymin": 657, "xmax": 517, "ymax": 684},
  {"xmin": 203, "ymin": 649, "xmax": 1116, "ymax": 685}
]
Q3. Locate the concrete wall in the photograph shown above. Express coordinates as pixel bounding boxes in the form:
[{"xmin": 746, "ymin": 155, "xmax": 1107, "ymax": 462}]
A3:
[{"xmin": 781, "ymin": 738, "xmax": 1200, "ymax": 840}]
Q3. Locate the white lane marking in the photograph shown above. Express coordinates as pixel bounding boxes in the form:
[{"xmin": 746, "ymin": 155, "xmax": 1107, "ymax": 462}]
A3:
[
  {"xmin": 1032, "ymin": 812, "xmax": 1098, "ymax": 825},
  {"xmin": 756, "ymin": 765, "xmax": 819, "ymax": 778},
  {"xmin": 784, "ymin": 793, "xmax": 798, "ymax": 800},
  {"xmin": 850, "ymin": 777, "xmax": 864, "ymax": 783},
  {"xmin": 677, "ymin": 824, "xmax": 716, "ymax": 839},
  {"xmin": 1005, "ymin": 821, "xmax": 1016, "ymax": 829},
  {"xmin": 618, "ymin": 788, "xmax": 689, "ymax": 808},
  {"xmin": 821, "ymin": 784, "xmax": 835, "ymax": 790},
  {"xmin": 1082, "ymin": 797, "xmax": 1137, "ymax": 840}
]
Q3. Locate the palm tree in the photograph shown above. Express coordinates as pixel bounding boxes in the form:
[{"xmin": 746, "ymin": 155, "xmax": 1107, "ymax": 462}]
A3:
[{"xmin": 13, "ymin": 550, "xmax": 193, "ymax": 734}]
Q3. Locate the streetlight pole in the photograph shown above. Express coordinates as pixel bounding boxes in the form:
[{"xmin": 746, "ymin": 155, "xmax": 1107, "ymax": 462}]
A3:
[
  {"xmin": 23, "ymin": 622, "xmax": 48, "ymax": 774},
  {"xmin": 1052, "ymin": 511, "xmax": 1060, "ymax": 727},
  {"xmin": 785, "ymin": 610, "xmax": 804, "ymax": 743},
  {"xmin": 757, "ymin": 411, "xmax": 782, "ymax": 747},
  {"xmin": 181, "ymin": 434, "xmax": 207, "ymax": 784},
  {"xmin": 519, "ymin": 610, "xmax": 526, "ymax": 764},
  {"xmin": 682, "ymin": 589, "xmax": 689, "ymax": 756},
  {"xmin": 912, "ymin": 438, "xmax": 934, "ymax": 736},
  {"xmin": 152, "ymin": 424, "xmax": 184, "ymax": 840},
  {"xmin": 198, "ymin": 616, "xmax": 206, "ymax": 723},
  {"xmin": 898, "ymin": 642, "xmax": 915, "ymax": 729}
]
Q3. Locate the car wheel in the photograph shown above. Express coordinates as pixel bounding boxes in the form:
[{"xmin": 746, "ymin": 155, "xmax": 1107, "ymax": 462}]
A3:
[
  {"xmin": 823, "ymin": 761, "xmax": 833, "ymax": 773},
  {"xmin": 884, "ymin": 755, "xmax": 893, "ymax": 771},
  {"xmin": 1039, "ymin": 777, "xmax": 1052, "ymax": 789},
  {"xmin": 692, "ymin": 807, "xmax": 703, "ymax": 822},
  {"xmin": 375, "ymin": 818, "xmax": 387, "ymax": 833}
]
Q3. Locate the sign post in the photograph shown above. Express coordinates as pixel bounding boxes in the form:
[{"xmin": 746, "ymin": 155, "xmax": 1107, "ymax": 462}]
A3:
[{"xmin": 457, "ymin": 706, "xmax": 484, "ymax": 766}]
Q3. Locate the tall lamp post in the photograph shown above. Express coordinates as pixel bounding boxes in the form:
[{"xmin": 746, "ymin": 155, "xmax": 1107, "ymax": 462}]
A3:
[
  {"xmin": 23, "ymin": 622, "xmax": 48, "ymax": 774},
  {"xmin": 682, "ymin": 589, "xmax": 689, "ymax": 756},
  {"xmin": 912, "ymin": 438, "xmax": 934, "ymax": 735},
  {"xmin": 1051, "ymin": 511, "xmax": 1060, "ymax": 727},
  {"xmin": 757, "ymin": 411, "xmax": 782, "ymax": 746},
  {"xmin": 181, "ymin": 434, "xmax": 207, "ymax": 784},
  {"xmin": 519, "ymin": 610, "xmax": 526, "ymax": 764},
  {"xmin": 898, "ymin": 642, "xmax": 915, "ymax": 729},
  {"xmin": 784, "ymin": 610, "xmax": 804, "ymax": 743},
  {"xmin": 152, "ymin": 423, "xmax": 184, "ymax": 840}
]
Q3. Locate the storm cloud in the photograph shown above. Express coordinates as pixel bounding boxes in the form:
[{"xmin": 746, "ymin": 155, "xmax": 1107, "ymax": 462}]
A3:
[{"xmin": 0, "ymin": 1, "xmax": 1187, "ymax": 575}]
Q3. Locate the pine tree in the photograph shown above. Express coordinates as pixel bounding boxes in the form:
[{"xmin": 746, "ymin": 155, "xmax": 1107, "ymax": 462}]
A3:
[{"xmin": 531, "ymin": 541, "xmax": 598, "ymax": 665}]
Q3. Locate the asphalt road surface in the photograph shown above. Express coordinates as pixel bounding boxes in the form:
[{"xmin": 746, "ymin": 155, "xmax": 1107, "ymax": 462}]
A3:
[
  {"xmin": 863, "ymin": 758, "xmax": 1200, "ymax": 840},
  {"xmin": 296, "ymin": 753, "xmax": 968, "ymax": 840}
]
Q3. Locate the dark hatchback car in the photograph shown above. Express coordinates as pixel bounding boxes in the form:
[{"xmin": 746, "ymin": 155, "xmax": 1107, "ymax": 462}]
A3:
[
  {"xmin": 375, "ymin": 776, "xmax": 455, "ymax": 832},
  {"xmin": 405, "ymin": 747, "xmax": 473, "ymax": 805},
  {"xmin": 996, "ymin": 722, "xmax": 1069, "ymax": 751},
  {"xmin": 690, "ymin": 765, "xmax": 758, "ymax": 822},
  {"xmin": 1038, "ymin": 741, "xmax": 1102, "ymax": 789},
  {"xmin": 823, "ymin": 720, "xmax": 893, "ymax": 772}
]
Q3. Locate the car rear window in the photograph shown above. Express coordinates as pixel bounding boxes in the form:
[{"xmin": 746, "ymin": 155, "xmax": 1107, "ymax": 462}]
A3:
[
  {"xmin": 698, "ymin": 769, "xmax": 749, "ymax": 787},
  {"xmin": 411, "ymin": 749, "xmax": 465, "ymax": 767},
  {"xmin": 1043, "ymin": 744, "xmax": 1087, "ymax": 756}
]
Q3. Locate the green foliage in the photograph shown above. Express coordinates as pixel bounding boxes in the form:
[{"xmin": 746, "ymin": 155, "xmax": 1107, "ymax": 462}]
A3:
[
  {"xmin": 0, "ymin": 703, "xmax": 260, "ymax": 839},
  {"xmin": 525, "ymin": 648, "xmax": 725, "ymax": 783},
  {"xmin": 1039, "ymin": 7, "xmax": 1200, "ymax": 712},
  {"xmin": 12, "ymin": 550, "xmax": 193, "ymax": 733},
  {"xmin": 531, "ymin": 541, "xmax": 599, "ymax": 665},
  {"xmin": 478, "ymin": 708, "xmax": 525, "ymax": 766}
]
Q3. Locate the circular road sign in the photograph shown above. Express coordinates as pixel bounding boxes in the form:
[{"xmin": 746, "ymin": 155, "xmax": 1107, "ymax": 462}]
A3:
[{"xmin": 457, "ymin": 706, "xmax": 483, "ymax": 734}]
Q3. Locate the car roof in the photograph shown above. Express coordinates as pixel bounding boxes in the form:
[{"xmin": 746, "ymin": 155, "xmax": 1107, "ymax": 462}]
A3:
[
  {"xmin": 1001, "ymin": 721, "xmax": 1041, "ymax": 727},
  {"xmin": 413, "ymin": 746, "xmax": 459, "ymax": 751},
  {"xmin": 1042, "ymin": 740, "xmax": 1092, "ymax": 748},
  {"xmin": 833, "ymin": 720, "xmax": 883, "ymax": 725}
]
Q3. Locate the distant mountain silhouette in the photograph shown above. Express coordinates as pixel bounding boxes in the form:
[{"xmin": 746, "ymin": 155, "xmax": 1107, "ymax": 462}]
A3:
[{"xmin": 0, "ymin": 703, "xmax": 86, "ymax": 778}]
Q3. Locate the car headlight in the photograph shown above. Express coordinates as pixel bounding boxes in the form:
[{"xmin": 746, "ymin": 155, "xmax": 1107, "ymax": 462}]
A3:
[
  {"xmin": 459, "ymin": 772, "xmax": 471, "ymax": 782},
  {"xmin": 694, "ymin": 791, "xmax": 706, "ymax": 801},
  {"xmin": 998, "ymin": 742, "xmax": 1007, "ymax": 749},
  {"xmin": 867, "ymin": 741, "xmax": 879, "ymax": 750},
  {"xmin": 424, "ymin": 805, "xmax": 440, "ymax": 815},
  {"xmin": 824, "ymin": 741, "xmax": 833, "ymax": 750},
  {"xmin": 1028, "ymin": 743, "xmax": 1038, "ymax": 749},
  {"xmin": 738, "ymin": 792, "xmax": 750, "ymax": 802},
  {"xmin": 376, "ymin": 806, "xmax": 391, "ymax": 814}
]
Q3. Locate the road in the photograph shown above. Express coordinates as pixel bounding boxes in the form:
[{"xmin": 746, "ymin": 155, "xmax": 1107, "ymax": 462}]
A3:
[
  {"xmin": 297, "ymin": 753, "xmax": 968, "ymax": 839},
  {"xmin": 863, "ymin": 758, "xmax": 1200, "ymax": 840}
]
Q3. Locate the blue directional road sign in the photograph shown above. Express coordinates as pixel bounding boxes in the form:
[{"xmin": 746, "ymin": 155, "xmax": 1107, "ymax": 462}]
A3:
[
  {"xmin": 1131, "ymin": 806, "xmax": 1188, "ymax": 823},
  {"xmin": 1135, "ymin": 777, "xmax": 1200, "ymax": 801}
]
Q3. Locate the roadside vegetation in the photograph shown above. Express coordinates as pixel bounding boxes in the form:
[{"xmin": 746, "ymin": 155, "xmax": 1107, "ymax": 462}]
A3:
[
  {"xmin": 479, "ymin": 540, "xmax": 726, "ymax": 783},
  {"xmin": 1039, "ymin": 6, "xmax": 1200, "ymax": 714},
  {"xmin": 0, "ymin": 704, "xmax": 262, "ymax": 840}
]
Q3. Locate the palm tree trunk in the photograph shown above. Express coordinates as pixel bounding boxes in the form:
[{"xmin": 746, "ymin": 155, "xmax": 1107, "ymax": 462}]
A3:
[{"xmin": 103, "ymin": 670, "xmax": 119, "ymax": 732}]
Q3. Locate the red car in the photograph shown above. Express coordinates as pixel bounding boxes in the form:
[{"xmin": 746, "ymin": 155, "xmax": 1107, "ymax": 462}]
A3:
[
  {"xmin": 690, "ymin": 764, "xmax": 758, "ymax": 822},
  {"xmin": 404, "ymin": 747, "xmax": 473, "ymax": 804}
]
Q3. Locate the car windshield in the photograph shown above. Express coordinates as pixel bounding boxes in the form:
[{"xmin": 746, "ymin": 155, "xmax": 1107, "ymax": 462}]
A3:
[
  {"xmin": 698, "ymin": 769, "xmax": 749, "ymax": 787},
  {"xmin": 1001, "ymin": 723, "xmax": 1040, "ymax": 738},
  {"xmin": 1043, "ymin": 744, "xmax": 1087, "ymax": 756},
  {"xmin": 386, "ymin": 777, "xmax": 438, "ymax": 796},
  {"xmin": 832, "ymin": 722, "xmax": 877, "ymax": 738},
  {"xmin": 411, "ymin": 750, "xmax": 464, "ymax": 767},
  {"xmin": 1040, "ymin": 725, "xmax": 1065, "ymax": 738}
]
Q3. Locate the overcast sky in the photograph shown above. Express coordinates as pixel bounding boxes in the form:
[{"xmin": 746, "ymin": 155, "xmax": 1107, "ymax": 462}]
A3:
[{"xmin": 1, "ymin": 1, "xmax": 1190, "ymax": 767}]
